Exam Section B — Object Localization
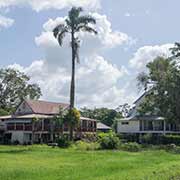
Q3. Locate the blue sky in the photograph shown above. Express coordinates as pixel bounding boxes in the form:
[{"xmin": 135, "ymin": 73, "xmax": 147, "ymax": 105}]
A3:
[{"xmin": 0, "ymin": 0, "xmax": 178, "ymax": 108}]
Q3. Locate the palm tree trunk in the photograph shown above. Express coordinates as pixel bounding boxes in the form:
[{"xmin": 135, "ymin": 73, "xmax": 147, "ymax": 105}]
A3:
[
  {"xmin": 70, "ymin": 30, "xmax": 75, "ymax": 109},
  {"xmin": 69, "ymin": 30, "xmax": 76, "ymax": 141}
]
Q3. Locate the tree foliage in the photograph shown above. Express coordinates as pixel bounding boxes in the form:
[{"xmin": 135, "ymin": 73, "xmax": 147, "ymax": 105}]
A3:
[
  {"xmin": 80, "ymin": 107, "xmax": 122, "ymax": 127},
  {"xmin": 137, "ymin": 50, "xmax": 180, "ymax": 123},
  {"xmin": 65, "ymin": 108, "xmax": 80, "ymax": 140},
  {"xmin": 0, "ymin": 68, "xmax": 41, "ymax": 113}
]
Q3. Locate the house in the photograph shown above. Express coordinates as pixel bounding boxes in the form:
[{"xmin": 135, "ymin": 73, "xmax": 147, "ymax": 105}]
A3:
[
  {"xmin": 0, "ymin": 100, "xmax": 97, "ymax": 144},
  {"xmin": 117, "ymin": 92, "xmax": 180, "ymax": 135},
  {"xmin": 97, "ymin": 122, "xmax": 111, "ymax": 132}
]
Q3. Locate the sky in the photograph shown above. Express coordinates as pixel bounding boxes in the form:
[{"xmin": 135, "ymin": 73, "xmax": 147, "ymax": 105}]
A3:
[{"xmin": 0, "ymin": 0, "xmax": 179, "ymax": 108}]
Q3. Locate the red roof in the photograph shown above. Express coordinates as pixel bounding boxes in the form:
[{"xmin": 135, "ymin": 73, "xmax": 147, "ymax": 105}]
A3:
[{"xmin": 25, "ymin": 100, "xmax": 69, "ymax": 115}]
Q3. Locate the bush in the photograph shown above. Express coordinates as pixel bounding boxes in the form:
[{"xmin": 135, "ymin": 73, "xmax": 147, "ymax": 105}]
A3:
[
  {"xmin": 120, "ymin": 142, "xmax": 141, "ymax": 152},
  {"xmin": 13, "ymin": 140, "xmax": 20, "ymax": 145},
  {"xmin": 140, "ymin": 134, "xmax": 154, "ymax": 144},
  {"xmin": 74, "ymin": 141, "xmax": 100, "ymax": 151},
  {"xmin": 82, "ymin": 133, "xmax": 97, "ymax": 142},
  {"xmin": 118, "ymin": 134, "xmax": 139, "ymax": 143},
  {"xmin": 162, "ymin": 144, "xmax": 180, "ymax": 154},
  {"xmin": 98, "ymin": 132, "xmax": 120, "ymax": 150},
  {"xmin": 56, "ymin": 136, "xmax": 71, "ymax": 148},
  {"xmin": 161, "ymin": 135, "xmax": 180, "ymax": 145}
]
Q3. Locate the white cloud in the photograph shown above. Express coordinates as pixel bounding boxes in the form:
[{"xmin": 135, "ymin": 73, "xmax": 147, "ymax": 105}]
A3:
[
  {"xmin": 8, "ymin": 12, "xmax": 136, "ymax": 108},
  {"xmin": 124, "ymin": 13, "xmax": 131, "ymax": 17},
  {"xmin": 0, "ymin": 15, "xmax": 14, "ymax": 29},
  {"xmin": 0, "ymin": 0, "xmax": 101, "ymax": 12},
  {"xmin": 36, "ymin": 13, "xmax": 133, "ymax": 54},
  {"xmin": 9, "ymin": 56, "xmax": 132, "ymax": 108},
  {"xmin": 129, "ymin": 44, "xmax": 173, "ymax": 70}
]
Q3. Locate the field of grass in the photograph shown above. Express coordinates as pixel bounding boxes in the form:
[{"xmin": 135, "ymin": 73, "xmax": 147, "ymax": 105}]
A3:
[{"xmin": 0, "ymin": 146, "xmax": 180, "ymax": 180}]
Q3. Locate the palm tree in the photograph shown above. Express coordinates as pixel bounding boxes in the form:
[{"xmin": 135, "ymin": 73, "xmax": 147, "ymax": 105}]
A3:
[{"xmin": 53, "ymin": 7, "xmax": 97, "ymax": 110}]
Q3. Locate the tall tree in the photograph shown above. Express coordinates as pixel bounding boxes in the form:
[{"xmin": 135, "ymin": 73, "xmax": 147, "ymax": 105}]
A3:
[
  {"xmin": 53, "ymin": 7, "xmax": 97, "ymax": 109},
  {"xmin": 0, "ymin": 68, "xmax": 41, "ymax": 113},
  {"xmin": 137, "ymin": 55, "xmax": 180, "ymax": 123}
]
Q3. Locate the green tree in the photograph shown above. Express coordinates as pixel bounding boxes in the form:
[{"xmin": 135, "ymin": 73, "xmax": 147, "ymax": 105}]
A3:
[
  {"xmin": 53, "ymin": 7, "xmax": 97, "ymax": 110},
  {"xmin": 80, "ymin": 107, "xmax": 122, "ymax": 127},
  {"xmin": 64, "ymin": 108, "xmax": 80, "ymax": 140},
  {"xmin": 0, "ymin": 108, "xmax": 9, "ymax": 116},
  {"xmin": 52, "ymin": 107, "xmax": 67, "ymax": 139},
  {"xmin": 0, "ymin": 68, "xmax": 41, "ymax": 113},
  {"xmin": 31, "ymin": 117, "xmax": 39, "ymax": 144},
  {"xmin": 137, "ymin": 55, "xmax": 180, "ymax": 123}
]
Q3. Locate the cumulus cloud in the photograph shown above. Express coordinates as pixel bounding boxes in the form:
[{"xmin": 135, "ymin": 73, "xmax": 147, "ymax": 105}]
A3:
[
  {"xmin": 129, "ymin": 44, "xmax": 173, "ymax": 70},
  {"xmin": 0, "ymin": 0, "xmax": 101, "ymax": 11},
  {"xmin": 35, "ymin": 13, "xmax": 133, "ymax": 55},
  {"xmin": 9, "ymin": 57, "xmax": 131, "ymax": 108},
  {"xmin": 0, "ymin": 15, "xmax": 14, "ymax": 29},
  {"xmin": 7, "ymin": 13, "xmax": 135, "ymax": 108}
]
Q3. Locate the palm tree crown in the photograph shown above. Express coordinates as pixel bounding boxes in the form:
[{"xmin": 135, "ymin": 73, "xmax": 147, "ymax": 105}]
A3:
[{"xmin": 53, "ymin": 7, "xmax": 97, "ymax": 64}]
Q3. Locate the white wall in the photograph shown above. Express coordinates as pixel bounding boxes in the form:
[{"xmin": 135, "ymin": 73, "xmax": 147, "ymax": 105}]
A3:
[{"xmin": 117, "ymin": 120, "xmax": 140, "ymax": 133}]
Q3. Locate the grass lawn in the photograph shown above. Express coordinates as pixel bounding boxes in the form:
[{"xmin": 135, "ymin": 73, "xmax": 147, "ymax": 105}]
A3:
[{"xmin": 0, "ymin": 146, "xmax": 180, "ymax": 180}]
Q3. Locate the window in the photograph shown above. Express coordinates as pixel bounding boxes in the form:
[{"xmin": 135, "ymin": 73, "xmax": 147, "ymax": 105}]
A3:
[{"xmin": 121, "ymin": 122, "xmax": 129, "ymax": 125}]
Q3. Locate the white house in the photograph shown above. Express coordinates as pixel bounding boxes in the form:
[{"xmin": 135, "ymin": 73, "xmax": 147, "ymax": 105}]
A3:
[{"xmin": 117, "ymin": 93, "xmax": 180, "ymax": 135}]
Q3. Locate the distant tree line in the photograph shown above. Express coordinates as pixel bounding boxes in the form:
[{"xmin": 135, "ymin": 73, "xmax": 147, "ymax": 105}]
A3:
[{"xmin": 80, "ymin": 107, "xmax": 123, "ymax": 129}]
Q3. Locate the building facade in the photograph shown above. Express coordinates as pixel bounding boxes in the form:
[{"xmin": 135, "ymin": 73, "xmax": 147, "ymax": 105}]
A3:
[
  {"xmin": 0, "ymin": 100, "xmax": 96, "ymax": 144},
  {"xmin": 117, "ymin": 93, "xmax": 180, "ymax": 135}
]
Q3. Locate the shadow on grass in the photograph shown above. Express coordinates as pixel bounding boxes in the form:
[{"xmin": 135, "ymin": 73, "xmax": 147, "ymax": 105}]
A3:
[{"xmin": 0, "ymin": 147, "xmax": 32, "ymax": 154}]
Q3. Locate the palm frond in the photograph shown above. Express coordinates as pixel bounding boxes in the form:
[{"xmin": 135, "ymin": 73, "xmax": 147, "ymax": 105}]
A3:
[
  {"xmin": 77, "ymin": 15, "xmax": 96, "ymax": 25},
  {"xmin": 53, "ymin": 24, "xmax": 69, "ymax": 46},
  {"xmin": 77, "ymin": 25, "xmax": 97, "ymax": 34},
  {"xmin": 69, "ymin": 7, "xmax": 83, "ymax": 23},
  {"xmin": 53, "ymin": 24, "xmax": 66, "ymax": 38},
  {"xmin": 57, "ymin": 28, "xmax": 68, "ymax": 46}
]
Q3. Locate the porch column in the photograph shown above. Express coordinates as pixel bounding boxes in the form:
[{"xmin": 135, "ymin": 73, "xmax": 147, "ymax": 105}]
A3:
[
  {"xmin": 152, "ymin": 121, "xmax": 155, "ymax": 131},
  {"xmin": 42, "ymin": 119, "xmax": 44, "ymax": 131},
  {"xmin": 163, "ymin": 120, "xmax": 166, "ymax": 135},
  {"xmin": 142, "ymin": 120, "xmax": 144, "ymax": 131}
]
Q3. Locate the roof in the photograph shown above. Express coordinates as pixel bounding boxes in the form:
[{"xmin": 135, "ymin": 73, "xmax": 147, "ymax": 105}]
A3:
[
  {"xmin": 97, "ymin": 122, "xmax": 111, "ymax": 130},
  {"xmin": 121, "ymin": 90, "xmax": 165, "ymax": 121},
  {"xmin": 80, "ymin": 117, "xmax": 96, "ymax": 122},
  {"xmin": 119, "ymin": 115, "xmax": 165, "ymax": 121},
  {"xmin": 25, "ymin": 100, "xmax": 69, "ymax": 115},
  {"xmin": 0, "ymin": 114, "xmax": 54, "ymax": 120},
  {"xmin": 0, "ymin": 114, "xmax": 97, "ymax": 122}
]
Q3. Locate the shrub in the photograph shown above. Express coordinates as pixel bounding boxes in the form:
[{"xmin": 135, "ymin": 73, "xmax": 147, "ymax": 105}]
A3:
[
  {"xmin": 120, "ymin": 142, "xmax": 141, "ymax": 152},
  {"xmin": 82, "ymin": 133, "xmax": 97, "ymax": 142},
  {"xmin": 118, "ymin": 133, "xmax": 139, "ymax": 143},
  {"xmin": 162, "ymin": 144, "xmax": 180, "ymax": 154},
  {"xmin": 98, "ymin": 132, "xmax": 120, "ymax": 150},
  {"xmin": 56, "ymin": 136, "xmax": 71, "ymax": 148},
  {"xmin": 161, "ymin": 135, "xmax": 180, "ymax": 145},
  {"xmin": 74, "ymin": 141, "xmax": 100, "ymax": 151},
  {"xmin": 13, "ymin": 140, "xmax": 20, "ymax": 145},
  {"xmin": 140, "ymin": 134, "xmax": 154, "ymax": 144}
]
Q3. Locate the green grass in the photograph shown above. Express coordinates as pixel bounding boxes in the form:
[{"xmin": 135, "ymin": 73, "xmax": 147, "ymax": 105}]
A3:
[{"xmin": 0, "ymin": 146, "xmax": 180, "ymax": 180}]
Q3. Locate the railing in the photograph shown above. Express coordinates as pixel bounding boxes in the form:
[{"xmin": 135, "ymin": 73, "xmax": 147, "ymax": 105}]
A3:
[{"xmin": 24, "ymin": 125, "xmax": 32, "ymax": 131}]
